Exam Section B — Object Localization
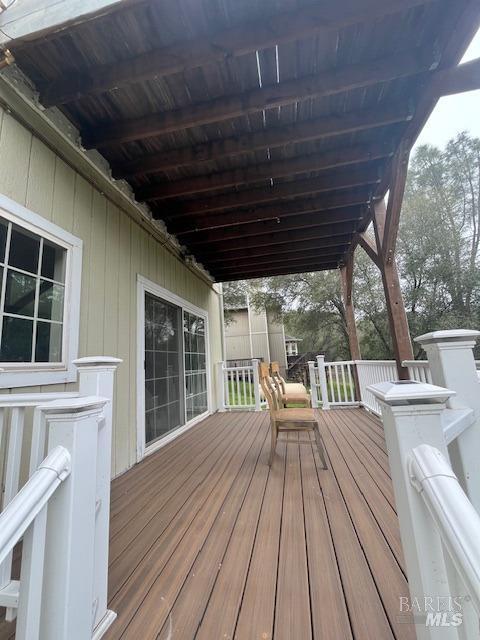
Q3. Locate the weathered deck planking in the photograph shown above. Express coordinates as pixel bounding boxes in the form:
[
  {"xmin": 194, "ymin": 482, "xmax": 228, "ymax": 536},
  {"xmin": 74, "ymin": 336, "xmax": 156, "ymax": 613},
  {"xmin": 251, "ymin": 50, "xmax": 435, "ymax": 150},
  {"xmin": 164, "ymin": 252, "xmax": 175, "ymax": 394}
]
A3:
[{"xmin": 0, "ymin": 408, "xmax": 416, "ymax": 640}]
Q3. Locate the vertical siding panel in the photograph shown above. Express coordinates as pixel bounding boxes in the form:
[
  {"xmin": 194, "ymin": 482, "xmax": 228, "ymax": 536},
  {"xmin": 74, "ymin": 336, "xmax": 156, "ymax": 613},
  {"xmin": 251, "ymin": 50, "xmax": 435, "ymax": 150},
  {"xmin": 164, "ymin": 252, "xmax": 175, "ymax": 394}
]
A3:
[
  {"xmin": 52, "ymin": 157, "xmax": 75, "ymax": 231},
  {"xmin": 115, "ymin": 215, "xmax": 132, "ymax": 475},
  {"xmin": 72, "ymin": 175, "xmax": 93, "ymax": 356},
  {"xmin": 129, "ymin": 222, "xmax": 142, "ymax": 466},
  {"xmin": 25, "ymin": 138, "xmax": 55, "ymax": 220},
  {"xmin": 87, "ymin": 191, "xmax": 107, "ymax": 355},
  {"xmin": 0, "ymin": 113, "xmax": 32, "ymax": 204}
]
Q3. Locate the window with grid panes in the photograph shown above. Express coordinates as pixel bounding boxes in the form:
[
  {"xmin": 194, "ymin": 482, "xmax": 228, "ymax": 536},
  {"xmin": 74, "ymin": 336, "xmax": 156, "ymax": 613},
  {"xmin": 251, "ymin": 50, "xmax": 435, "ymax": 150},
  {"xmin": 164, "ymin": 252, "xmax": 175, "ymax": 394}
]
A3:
[{"xmin": 0, "ymin": 216, "xmax": 67, "ymax": 363}]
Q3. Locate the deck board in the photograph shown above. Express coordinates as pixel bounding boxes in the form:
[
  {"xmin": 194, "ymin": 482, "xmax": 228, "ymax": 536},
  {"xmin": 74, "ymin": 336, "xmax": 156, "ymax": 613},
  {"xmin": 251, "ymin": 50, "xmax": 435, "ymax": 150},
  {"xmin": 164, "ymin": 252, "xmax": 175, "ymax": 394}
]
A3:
[{"xmin": 0, "ymin": 408, "xmax": 416, "ymax": 640}]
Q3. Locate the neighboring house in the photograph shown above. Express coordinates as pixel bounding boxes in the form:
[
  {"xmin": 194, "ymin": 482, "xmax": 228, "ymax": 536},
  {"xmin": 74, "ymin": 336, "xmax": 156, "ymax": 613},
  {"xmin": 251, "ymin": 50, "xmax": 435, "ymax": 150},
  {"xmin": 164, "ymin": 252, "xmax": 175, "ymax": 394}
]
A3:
[
  {"xmin": 285, "ymin": 335, "xmax": 302, "ymax": 357},
  {"xmin": 224, "ymin": 299, "xmax": 288, "ymax": 375}
]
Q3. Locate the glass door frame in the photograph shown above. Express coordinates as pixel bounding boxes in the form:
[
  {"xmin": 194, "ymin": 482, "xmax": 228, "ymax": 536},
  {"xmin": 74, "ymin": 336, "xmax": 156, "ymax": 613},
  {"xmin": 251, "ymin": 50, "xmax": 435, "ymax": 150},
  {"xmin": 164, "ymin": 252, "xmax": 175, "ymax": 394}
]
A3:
[{"xmin": 136, "ymin": 275, "xmax": 212, "ymax": 461}]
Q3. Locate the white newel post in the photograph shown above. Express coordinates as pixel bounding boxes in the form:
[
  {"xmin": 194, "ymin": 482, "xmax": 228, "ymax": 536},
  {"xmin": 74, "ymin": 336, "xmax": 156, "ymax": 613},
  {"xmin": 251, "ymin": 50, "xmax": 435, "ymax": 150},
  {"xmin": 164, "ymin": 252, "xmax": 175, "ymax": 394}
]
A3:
[
  {"xmin": 307, "ymin": 361, "xmax": 318, "ymax": 408},
  {"xmin": 216, "ymin": 362, "xmax": 226, "ymax": 411},
  {"xmin": 369, "ymin": 381, "xmax": 461, "ymax": 640},
  {"xmin": 415, "ymin": 330, "xmax": 480, "ymax": 513},
  {"xmin": 252, "ymin": 359, "xmax": 261, "ymax": 411},
  {"xmin": 316, "ymin": 355, "xmax": 330, "ymax": 410},
  {"xmin": 73, "ymin": 357, "xmax": 122, "ymax": 639},
  {"xmin": 38, "ymin": 396, "xmax": 108, "ymax": 640}
]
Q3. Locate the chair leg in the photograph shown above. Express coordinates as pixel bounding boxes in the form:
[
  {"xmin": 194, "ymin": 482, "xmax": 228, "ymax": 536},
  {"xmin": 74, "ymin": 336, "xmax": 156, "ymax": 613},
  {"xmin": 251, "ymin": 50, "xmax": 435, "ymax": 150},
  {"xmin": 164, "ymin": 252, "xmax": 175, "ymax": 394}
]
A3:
[
  {"xmin": 313, "ymin": 423, "xmax": 328, "ymax": 470},
  {"xmin": 269, "ymin": 422, "xmax": 278, "ymax": 466}
]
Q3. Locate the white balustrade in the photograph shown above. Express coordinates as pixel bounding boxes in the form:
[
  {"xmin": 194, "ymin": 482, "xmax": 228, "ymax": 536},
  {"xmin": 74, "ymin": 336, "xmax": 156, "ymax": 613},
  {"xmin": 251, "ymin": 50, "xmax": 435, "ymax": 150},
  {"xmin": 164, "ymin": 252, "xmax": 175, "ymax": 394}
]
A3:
[
  {"xmin": 0, "ymin": 356, "xmax": 121, "ymax": 640},
  {"xmin": 217, "ymin": 360, "xmax": 263, "ymax": 411},
  {"xmin": 370, "ymin": 380, "xmax": 480, "ymax": 639}
]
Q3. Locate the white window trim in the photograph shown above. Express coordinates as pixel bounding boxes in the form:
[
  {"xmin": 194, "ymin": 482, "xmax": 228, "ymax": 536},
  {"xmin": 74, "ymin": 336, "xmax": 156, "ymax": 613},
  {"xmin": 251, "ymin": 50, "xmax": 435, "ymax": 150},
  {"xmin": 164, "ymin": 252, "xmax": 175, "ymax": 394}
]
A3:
[
  {"xmin": 136, "ymin": 274, "xmax": 212, "ymax": 461},
  {"xmin": 0, "ymin": 192, "xmax": 82, "ymax": 389}
]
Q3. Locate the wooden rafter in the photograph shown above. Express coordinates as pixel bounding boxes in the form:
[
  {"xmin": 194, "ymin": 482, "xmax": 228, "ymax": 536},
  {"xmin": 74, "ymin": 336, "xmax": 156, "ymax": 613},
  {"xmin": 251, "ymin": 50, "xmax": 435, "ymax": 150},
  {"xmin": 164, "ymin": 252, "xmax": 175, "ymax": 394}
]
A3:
[
  {"xmin": 214, "ymin": 261, "xmax": 340, "ymax": 281},
  {"xmin": 211, "ymin": 248, "xmax": 345, "ymax": 269},
  {"xmin": 138, "ymin": 144, "xmax": 389, "ymax": 202},
  {"xmin": 189, "ymin": 227, "xmax": 355, "ymax": 254},
  {"xmin": 160, "ymin": 166, "xmax": 380, "ymax": 217},
  {"xmin": 115, "ymin": 104, "xmax": 411, "ymax": 177},
  {"xmin": 177, "ymin": 209, "xmax": 362, "ymax": 246},
  {"xmin": 85, "ymin": 48, "xmax": 433, "ymax": 147},
  {"xmin": 41, "ymin": 0, "xmax": 430, "ymax": 106},
  {"xmin": 202, "ymin": 240, "xmax": 350, "ymax": 264},
  {"xmin": 435, "ymin": 56, "xmax": 480, "ymax": 96},
  {"xmin": 166, "ymin": 191, "xmax": 368, "ymax": 234}
]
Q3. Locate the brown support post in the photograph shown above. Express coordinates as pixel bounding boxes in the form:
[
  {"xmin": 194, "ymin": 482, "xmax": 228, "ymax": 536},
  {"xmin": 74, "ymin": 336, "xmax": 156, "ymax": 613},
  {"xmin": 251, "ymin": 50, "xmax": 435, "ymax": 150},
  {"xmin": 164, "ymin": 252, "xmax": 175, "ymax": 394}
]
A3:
[
  {"xmin": 372, "ymin": 200, "xmax": 413, "ymax": 379},
  {"xmin": 340, "ymin": 252, "xmax": 361, "ymax": 400}
]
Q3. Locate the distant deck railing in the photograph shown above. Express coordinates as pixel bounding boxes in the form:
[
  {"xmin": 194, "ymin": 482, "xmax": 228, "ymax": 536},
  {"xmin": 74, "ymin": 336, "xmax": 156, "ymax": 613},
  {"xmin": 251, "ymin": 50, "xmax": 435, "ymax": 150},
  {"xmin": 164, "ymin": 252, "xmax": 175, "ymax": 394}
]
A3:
[{"xmin": 217, "ymin": 360, "xmax": 265, "ymax": 411}]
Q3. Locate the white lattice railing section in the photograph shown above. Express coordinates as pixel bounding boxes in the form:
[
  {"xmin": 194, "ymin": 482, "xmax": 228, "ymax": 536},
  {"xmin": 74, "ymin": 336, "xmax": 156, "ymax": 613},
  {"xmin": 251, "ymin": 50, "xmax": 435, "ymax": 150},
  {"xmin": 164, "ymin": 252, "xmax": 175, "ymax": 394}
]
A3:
[
  {"xmin": 217, "ymin": 360, "xmax": 264, "ymax": 411},
  {"xmin": 0, "ymin": 357, "xmax": 121, "ymax": 640}
]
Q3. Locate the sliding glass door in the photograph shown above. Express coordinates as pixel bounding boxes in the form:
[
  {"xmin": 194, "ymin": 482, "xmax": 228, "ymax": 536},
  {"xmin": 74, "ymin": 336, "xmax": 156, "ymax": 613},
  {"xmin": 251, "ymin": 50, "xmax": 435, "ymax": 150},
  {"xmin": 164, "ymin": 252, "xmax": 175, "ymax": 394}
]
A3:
[
  {"xmin": 142, "ymin": 285, "xmax": 209, "ymax": 450},
  {"xmin": 144, "ymin": 293, "xmax": 184, "ymax": 446}
]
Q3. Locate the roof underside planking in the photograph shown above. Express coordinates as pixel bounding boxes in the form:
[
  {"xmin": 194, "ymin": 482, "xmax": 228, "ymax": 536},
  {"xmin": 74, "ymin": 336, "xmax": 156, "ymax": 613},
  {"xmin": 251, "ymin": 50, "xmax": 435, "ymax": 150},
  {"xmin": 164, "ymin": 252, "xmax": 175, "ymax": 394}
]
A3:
[{"xmin": 4, "ymin": 0, "xmax": 480, "ymax": 282}]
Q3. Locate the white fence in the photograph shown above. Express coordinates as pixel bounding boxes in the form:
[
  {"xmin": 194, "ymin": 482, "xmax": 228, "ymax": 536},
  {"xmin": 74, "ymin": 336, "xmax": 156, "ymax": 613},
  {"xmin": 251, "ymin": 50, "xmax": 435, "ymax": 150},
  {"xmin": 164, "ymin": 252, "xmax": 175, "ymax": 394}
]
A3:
[
  {"xmin": 309, "ymin": 357, "xmax": 437, "ymax": 415},
  {"xmin": 217, "ymin": 360, "xmax": 263, "ymax": 411},
  {"xmin": 0, "ymin": 357, "xmax": 121, "ymax": 640}
]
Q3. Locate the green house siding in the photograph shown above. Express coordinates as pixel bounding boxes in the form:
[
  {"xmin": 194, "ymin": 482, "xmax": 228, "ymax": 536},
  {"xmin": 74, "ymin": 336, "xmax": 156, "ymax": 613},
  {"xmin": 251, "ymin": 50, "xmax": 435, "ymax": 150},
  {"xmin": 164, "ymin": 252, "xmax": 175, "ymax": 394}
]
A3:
[{"xmin": 0, "ymin": 106, "xmax": 223, "ymax": 477}]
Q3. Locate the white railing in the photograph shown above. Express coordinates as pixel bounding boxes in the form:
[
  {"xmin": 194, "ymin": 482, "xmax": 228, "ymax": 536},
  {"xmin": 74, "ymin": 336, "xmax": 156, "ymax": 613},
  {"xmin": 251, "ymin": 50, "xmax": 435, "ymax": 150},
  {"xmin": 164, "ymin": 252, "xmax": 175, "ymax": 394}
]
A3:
[
  {"xmin": 0, "ymin": 356, "xmax": 121, "ymax": 640},
  {"xmin": 369, "ymin": 330, "xmax": 480, "ymax": 638},
  {"xmin": 356, "ymin": 360, "xmax": 398, "ymax": 415},
  {"xmin": 217, "ymin": 360, "xmax": 263, "ymax": 411}
]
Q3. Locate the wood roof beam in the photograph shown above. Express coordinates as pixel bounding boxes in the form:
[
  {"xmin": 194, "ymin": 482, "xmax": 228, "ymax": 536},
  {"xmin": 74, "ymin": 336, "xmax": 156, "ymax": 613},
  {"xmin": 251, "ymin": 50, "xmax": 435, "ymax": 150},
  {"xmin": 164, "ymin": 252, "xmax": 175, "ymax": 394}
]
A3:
[
  {"xmin": 41, "ymin": 0, "xmax": 431, "ymax": 107},
  {"xmin": 179, "ymin": 208, "xmax": 363, "ymax": 246},
  {"xmin": 189, "ymin": 227, "xmax": 356, "ymax": 255},
  {"xmin": 383, "ymin": 140, "xmax": 410, "ymax": 262},
  {"xmin": 115, "ymin": 103, "xmax": 412, "ymax": 178},
  {"xmin": 139, "ymin": 143, "xmax": 389, "ymax": 202},
  {"xmin": 167, "ymin": 189, "xmax": 369, "ymax": 235},
  {"xmin": 201, "ymin": 241, "xmax": 350, "ymax": 264},
  {"xmin": 160, "ymin": 165, "xmax": 381, "ymax": 218},
  {"xmin": 212, "ymin": 248, "xmax": 345, "ymax": 270},
  {"xmin": 435, "ymin": 56, "xmax": 480, "ymax": 96},
  {"xmin": 214, "ymin": 261, "xmax": 340, "ymax": 281},
  {"xmin": 85, "ymin": 47, "xmax": 435, "ymax": 148}
]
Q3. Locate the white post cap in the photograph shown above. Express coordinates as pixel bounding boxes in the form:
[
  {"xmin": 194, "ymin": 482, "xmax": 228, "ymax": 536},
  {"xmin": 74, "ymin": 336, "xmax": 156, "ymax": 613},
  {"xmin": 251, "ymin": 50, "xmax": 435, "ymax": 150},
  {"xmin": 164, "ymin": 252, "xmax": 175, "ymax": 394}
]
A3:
[
  {"xmin": 415, "ymin": 329, "xmax": 480, "ymax": 345},
  {"xmin": 73, "ymin": 356, "xmax": 122, "ymax": 369},
  {"xmin": 368, "ymin": 380, "xmax": 455, "ymax": 406}
]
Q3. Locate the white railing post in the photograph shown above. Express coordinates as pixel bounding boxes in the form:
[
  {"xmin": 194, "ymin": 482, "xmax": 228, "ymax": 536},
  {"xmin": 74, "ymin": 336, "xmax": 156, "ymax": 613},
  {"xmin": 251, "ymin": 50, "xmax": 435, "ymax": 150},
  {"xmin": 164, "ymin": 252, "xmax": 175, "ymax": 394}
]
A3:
[
  {"xmin": 307, "ymin": 361, "xmax": 318, "ymax": 408},
  {"xmin": 415, "ymin": 330, "xmax": 480, "ymax": 513},
  {"xmin": 316, "ymin": 355, "xmax": 330, "ymax": 410},
  {"xmin": 216, "ymin": 362, "xmax": 226, "ymax": 411},
  {"xmin": 370, "ymin": 381, "xmax": 461, "ymax": 639},
  {"xmin": 73, "ymin": 357, "xmax": 121, "ymax": 638},
  {"xmin": 38, "ymin": 396, "xmax": 108, "ymax": 640},
  {"xmin": 251, "ymin": 359, "xmax": 261, "ymax": 412}
]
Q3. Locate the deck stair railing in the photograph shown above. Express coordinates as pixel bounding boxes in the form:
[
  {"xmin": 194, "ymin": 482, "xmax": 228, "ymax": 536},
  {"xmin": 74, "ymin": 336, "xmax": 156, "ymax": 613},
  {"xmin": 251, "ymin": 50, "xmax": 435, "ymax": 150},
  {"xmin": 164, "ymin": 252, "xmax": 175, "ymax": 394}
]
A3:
[
  {"xmin": 217, "ymin": 359, "xmax": 264, "ymax": 411},
  {"xmin": 369, "ymin": 330, "xmax": 480, "ymax": 639},
  {"xmin": 0, "ymin": 356, "xmax": 121, "ymax": 640}
]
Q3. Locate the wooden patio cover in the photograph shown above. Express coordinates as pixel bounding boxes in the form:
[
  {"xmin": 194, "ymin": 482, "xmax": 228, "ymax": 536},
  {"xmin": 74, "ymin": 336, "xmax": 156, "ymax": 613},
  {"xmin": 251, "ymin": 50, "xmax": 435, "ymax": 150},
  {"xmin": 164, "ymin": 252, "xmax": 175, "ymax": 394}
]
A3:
[{"xmin": 7, "ymin": 0, "xmax": 480, "ymax": 282}]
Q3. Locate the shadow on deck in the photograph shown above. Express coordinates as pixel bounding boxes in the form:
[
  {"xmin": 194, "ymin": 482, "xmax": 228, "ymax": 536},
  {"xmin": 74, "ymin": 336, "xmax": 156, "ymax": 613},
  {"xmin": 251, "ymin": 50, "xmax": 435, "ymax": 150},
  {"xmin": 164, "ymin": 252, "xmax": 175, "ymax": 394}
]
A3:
[{"xmin": 0, "ymin": 408, "xmax": 415, "ymax": 640}]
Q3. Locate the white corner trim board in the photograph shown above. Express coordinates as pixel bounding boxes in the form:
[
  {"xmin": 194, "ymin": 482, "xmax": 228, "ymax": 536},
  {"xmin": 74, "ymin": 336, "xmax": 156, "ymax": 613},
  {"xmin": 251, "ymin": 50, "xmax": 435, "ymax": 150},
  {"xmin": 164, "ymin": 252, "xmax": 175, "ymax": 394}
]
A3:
[{"xmin": 0, "ymin": 192, "xmax": 82, "ymax": 389}]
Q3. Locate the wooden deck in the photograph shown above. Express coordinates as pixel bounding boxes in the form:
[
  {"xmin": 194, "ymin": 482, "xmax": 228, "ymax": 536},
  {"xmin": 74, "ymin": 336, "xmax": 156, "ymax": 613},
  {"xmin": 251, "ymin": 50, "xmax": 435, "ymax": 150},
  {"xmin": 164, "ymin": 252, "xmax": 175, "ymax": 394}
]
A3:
[{"xmin": 1, "ymin": 408, "xmax": 415, "ymax": 639}]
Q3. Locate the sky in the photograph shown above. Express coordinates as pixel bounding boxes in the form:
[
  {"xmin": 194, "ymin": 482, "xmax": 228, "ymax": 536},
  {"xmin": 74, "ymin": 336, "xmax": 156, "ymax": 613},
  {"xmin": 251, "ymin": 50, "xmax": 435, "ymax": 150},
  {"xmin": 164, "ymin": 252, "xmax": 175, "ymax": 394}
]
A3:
[{"xmin": 413, "ymin": 27, "xmax": 480, "ymax": 149}]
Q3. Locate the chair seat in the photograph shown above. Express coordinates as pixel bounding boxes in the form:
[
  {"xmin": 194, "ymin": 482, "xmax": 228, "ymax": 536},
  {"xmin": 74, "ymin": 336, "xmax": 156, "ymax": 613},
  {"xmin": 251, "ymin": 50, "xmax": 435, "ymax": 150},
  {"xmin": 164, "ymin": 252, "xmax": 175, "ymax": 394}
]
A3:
[
  {"xmin": 284, "ymin": 382, "xmax": 307, "ymax": 394},
  {"xmin": 282, "ymin": 392, "xmax": 310, "ymax": 404},
  {"xmin": 273, "ymin": 407, "xmax": 317, "ymax": 426}
]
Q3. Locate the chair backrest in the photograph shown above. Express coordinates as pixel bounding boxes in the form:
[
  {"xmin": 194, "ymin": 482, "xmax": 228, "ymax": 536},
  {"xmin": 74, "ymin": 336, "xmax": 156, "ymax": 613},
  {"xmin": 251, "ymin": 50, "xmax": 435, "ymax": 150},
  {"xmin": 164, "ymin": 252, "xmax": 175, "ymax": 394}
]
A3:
[
  {"xmin": 271, "ymin": 362, "xmax": 286, "ymax": 395},
  {"xmin": 259, "ymin": 362, "xmax": 282, "ymax": 411}
]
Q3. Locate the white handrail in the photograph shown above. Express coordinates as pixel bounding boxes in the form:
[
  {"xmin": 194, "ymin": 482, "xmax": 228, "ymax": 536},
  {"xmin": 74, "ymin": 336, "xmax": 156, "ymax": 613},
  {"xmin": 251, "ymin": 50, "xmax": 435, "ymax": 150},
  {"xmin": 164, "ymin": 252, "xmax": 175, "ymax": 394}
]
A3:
[
  {"xmin": 409, "ymin": 444, "xmax": 480, "ymax": 615},
  {"xmin": 0, "ymin": 446, "xmax": 70, "ymax": 567},
  {"xmin": 219, "ymin": 361, "xmax": 263, "ymax": 411}
]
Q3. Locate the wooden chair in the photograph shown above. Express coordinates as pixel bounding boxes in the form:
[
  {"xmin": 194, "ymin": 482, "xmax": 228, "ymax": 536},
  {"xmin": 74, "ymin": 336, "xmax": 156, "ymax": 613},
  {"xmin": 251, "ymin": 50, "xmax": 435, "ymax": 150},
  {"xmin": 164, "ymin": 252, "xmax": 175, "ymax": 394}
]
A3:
[
  {"xmin": 259, "ymin": 362, "xmax": 327, "ymax": 468},
  {"xmin": 271, "ymin": 361, "xmax": 311, "ymax": 407}
]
